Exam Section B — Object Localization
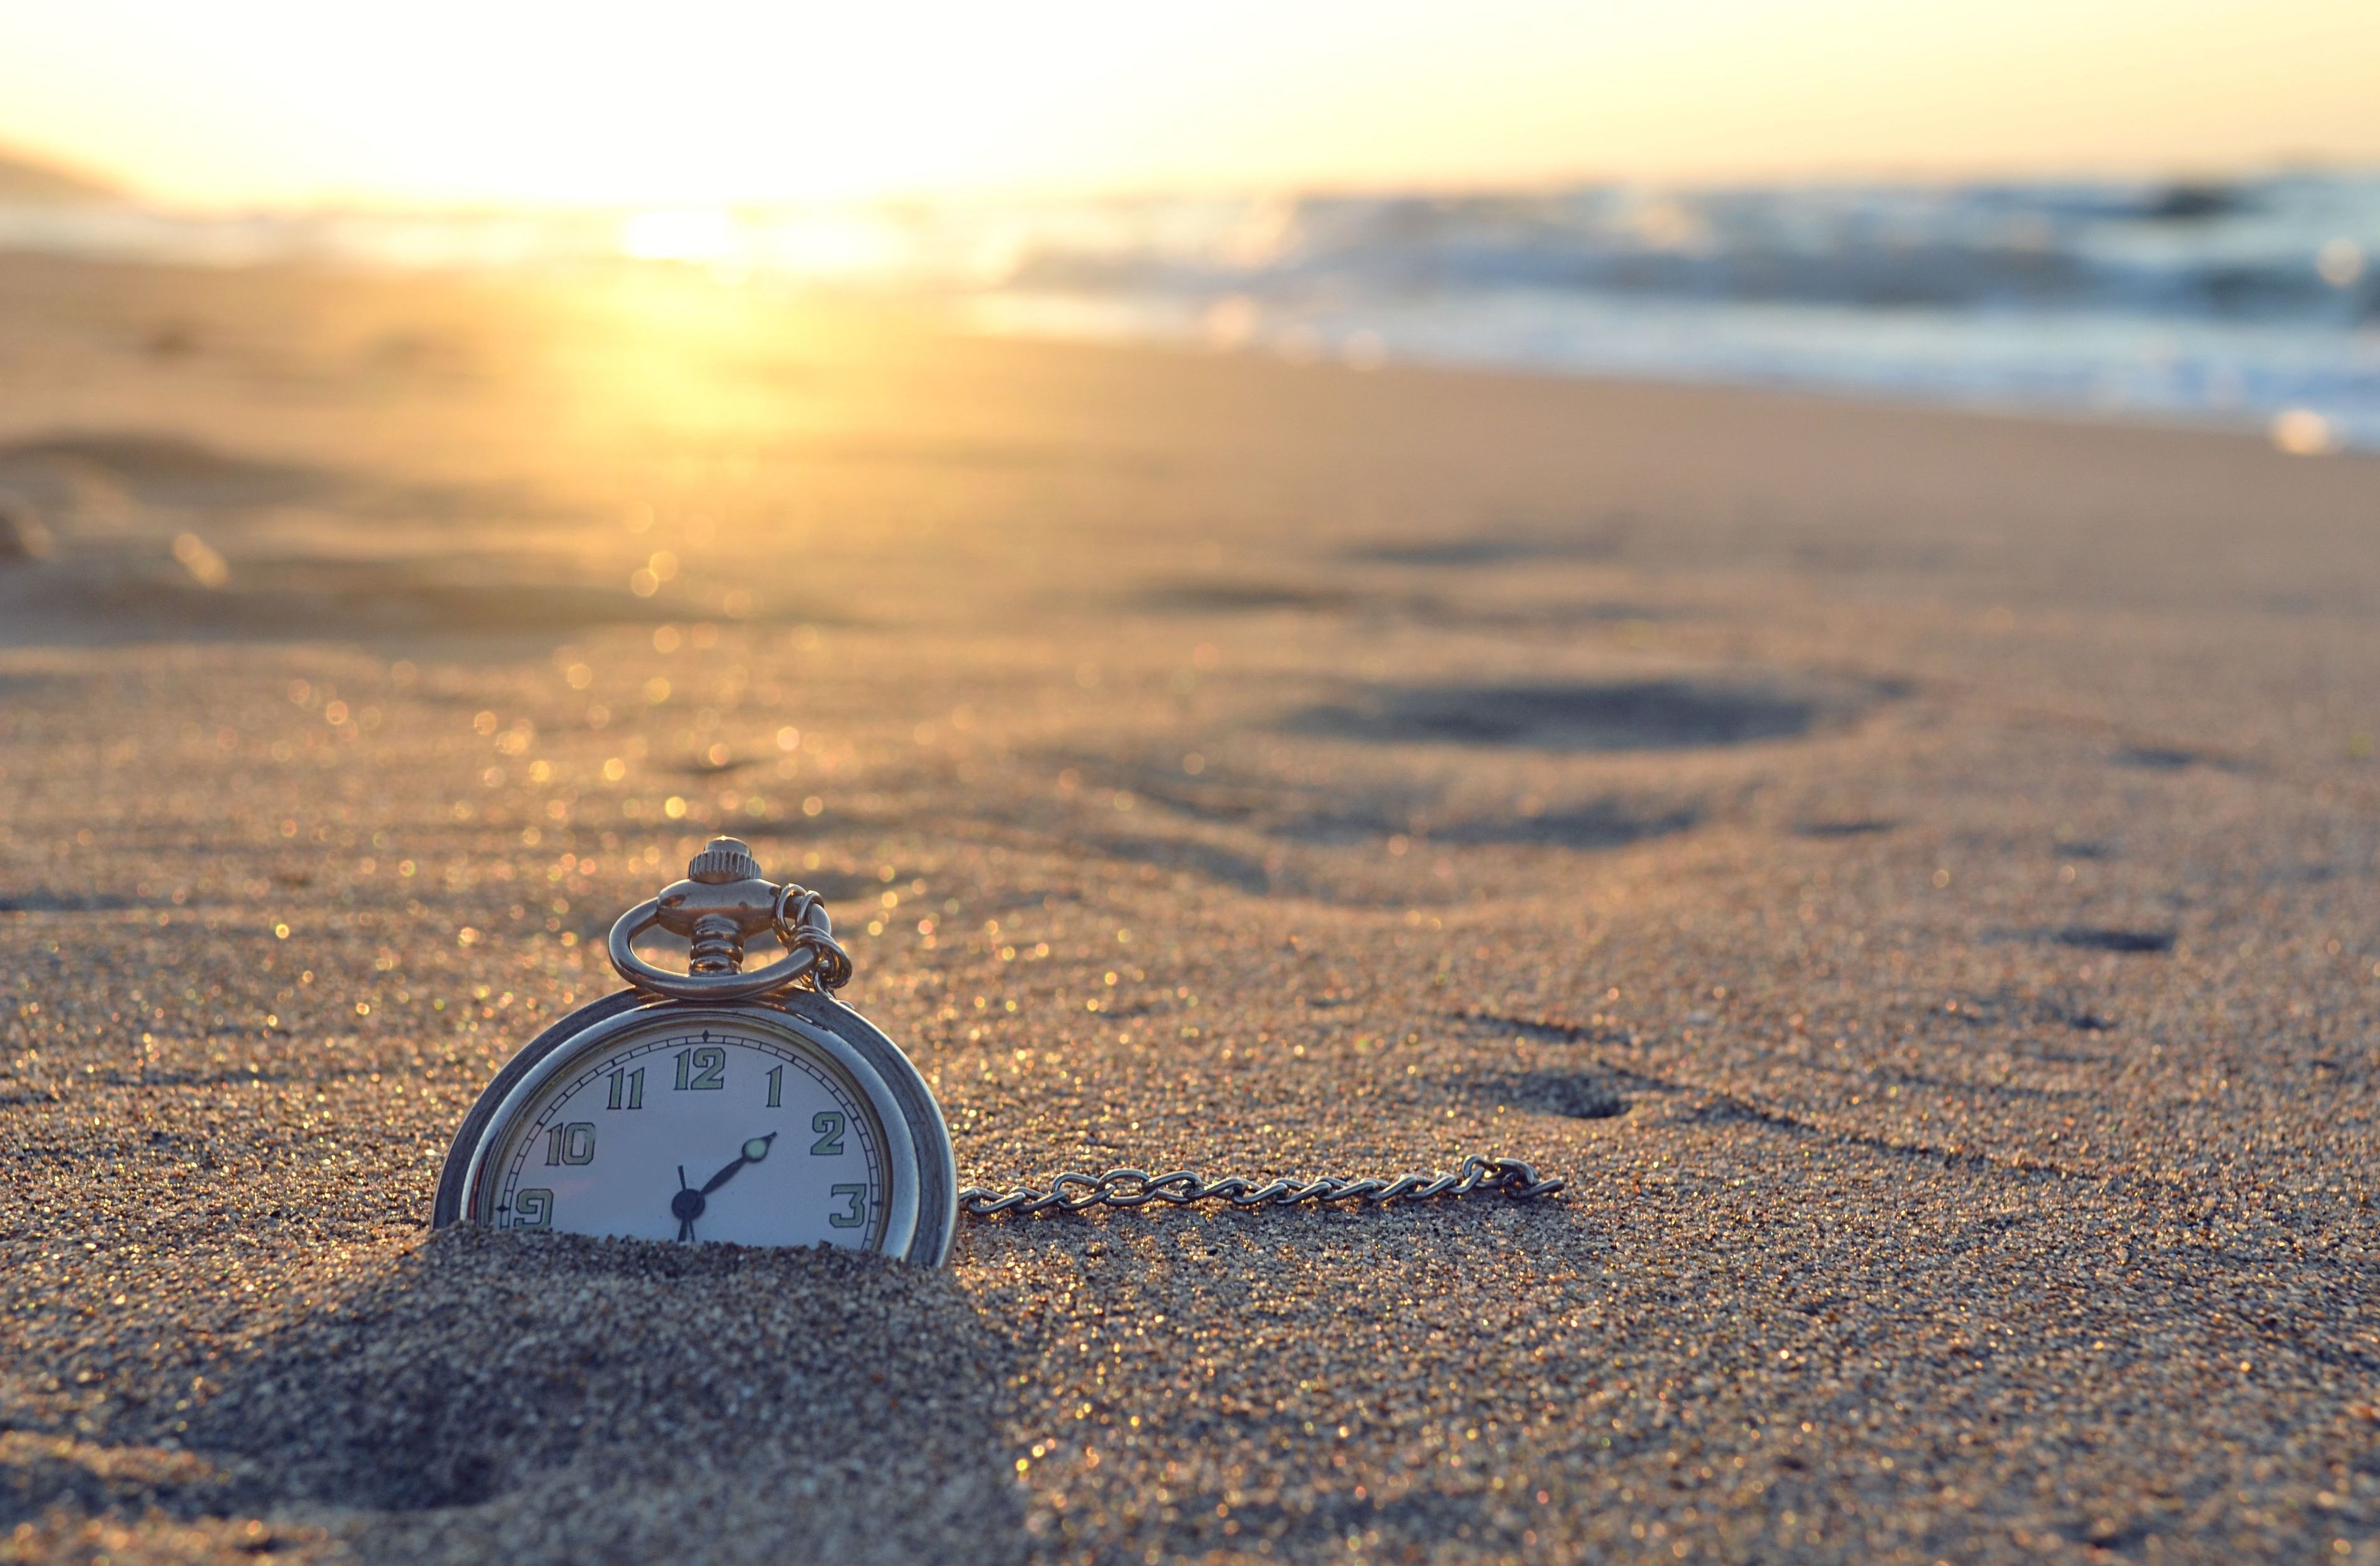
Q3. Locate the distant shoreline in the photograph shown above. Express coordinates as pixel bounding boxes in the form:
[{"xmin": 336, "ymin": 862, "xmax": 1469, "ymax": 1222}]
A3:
[{"xmin": 4, "ymin": 167, "xmax": 2375, "ymax": 454}]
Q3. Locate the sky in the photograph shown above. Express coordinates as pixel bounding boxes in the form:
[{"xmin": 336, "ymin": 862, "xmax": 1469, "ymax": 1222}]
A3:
[{"xmin": 1, "ymin": 0, "xmax": 2376, "ymax": 208}]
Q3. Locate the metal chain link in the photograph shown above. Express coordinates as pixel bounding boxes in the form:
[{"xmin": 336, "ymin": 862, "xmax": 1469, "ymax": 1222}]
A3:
[
  {"xmin": 772, "ymin": 886, "xmax": 854, "ymax": 993},
  {"xmin": 958, "ymin": 1153, "xmax": 1563, "ymax": 1220}
]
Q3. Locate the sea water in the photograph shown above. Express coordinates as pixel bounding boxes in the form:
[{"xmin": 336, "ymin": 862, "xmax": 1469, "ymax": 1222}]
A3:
[{"xmin": 5, "ymin": 172, "xmax": 2375, "ymax": 449}]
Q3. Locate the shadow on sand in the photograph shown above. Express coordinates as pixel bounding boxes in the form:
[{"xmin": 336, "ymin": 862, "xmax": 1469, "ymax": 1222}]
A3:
[
  {"xmin": 167, "ymin": 1228, "xmax": 1028, "ymax": 1564},
  {"xmin": 1290, "ymin": 678, "xmax": 1856, "ymax": 751}
]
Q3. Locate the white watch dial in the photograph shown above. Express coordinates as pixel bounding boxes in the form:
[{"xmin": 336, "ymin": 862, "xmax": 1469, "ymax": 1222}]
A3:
[{"xmin": 483, "ymin": 1022, "xmax": 889, "ymax": 1248}]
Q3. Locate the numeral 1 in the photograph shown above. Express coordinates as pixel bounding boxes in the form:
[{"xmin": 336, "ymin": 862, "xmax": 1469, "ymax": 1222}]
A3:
[
  {"xmin": 766, "ymin": 1065, "xmax": 782, "ymax": 1108},
  {"xmin": 606, "ymin": 1066, "xmax": 644, "ymax": 1111}
]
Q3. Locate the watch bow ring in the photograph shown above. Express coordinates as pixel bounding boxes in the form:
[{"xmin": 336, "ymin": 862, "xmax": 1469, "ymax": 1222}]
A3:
[{"xmin": 604, "ymin": 836, "xmax": 853, "ymax": 1003}]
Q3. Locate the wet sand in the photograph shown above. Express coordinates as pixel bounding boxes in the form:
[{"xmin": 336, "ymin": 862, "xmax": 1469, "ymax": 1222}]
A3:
[{"xmin": 1, "ymin": 252, "xmax": 2377, "ymax": 1564}]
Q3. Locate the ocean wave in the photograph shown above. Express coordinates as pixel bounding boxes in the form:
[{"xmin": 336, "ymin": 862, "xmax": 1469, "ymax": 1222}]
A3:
[
  {"xmin": 1, "ymin": 172, "xmax": 2374, "ymax": 447},
  {"xmin": 999, "ymin": 177, "xmax": 2380, "ymax": 326}
]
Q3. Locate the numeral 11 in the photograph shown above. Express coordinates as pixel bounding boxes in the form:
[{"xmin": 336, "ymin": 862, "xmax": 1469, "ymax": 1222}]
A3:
[{"xmin": 606, "ymin": 1066, "xmax": 644, "ymax": 1111}]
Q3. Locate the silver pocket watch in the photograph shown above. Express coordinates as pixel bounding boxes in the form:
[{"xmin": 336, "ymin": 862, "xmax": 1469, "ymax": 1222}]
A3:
[
  {"xmin": 435, "ymin": 837, "xmax": 1563, "ymax": 1266},
  {"xmin": 433, "ymin": 837, "xmax": 959, "ymax": 1264}
]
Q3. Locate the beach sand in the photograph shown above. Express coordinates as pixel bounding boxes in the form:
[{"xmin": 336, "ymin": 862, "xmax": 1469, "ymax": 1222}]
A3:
[{"xmin": 1, "ymin": 252, "xmax": 2376, "ymax": 1564}]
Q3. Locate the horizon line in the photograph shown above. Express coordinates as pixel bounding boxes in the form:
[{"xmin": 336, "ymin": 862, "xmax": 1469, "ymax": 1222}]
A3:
[{"xmin": 6, "ymin": 139, "xmax": 2377, "ymax": 219}]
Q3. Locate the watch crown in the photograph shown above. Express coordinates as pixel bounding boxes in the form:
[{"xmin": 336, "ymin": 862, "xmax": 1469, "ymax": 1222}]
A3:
[{"xmin": 686, "ymin": 836, "xmax": 762, "ymax": 885}]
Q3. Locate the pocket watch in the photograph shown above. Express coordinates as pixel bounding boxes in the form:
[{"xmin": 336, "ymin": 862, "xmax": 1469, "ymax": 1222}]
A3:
[
  {"xmin": 432, "ymin": 837, "xmax": 958, "ymax": 1265},
  {"xmin": 435, "ymin": 837, "xmax": 1565, "ymax": 1265}
]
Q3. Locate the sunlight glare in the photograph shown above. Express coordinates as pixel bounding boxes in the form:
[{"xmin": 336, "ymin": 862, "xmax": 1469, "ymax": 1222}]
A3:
[
  {"xmin": 2, "ymin": 1, "xmax": 2377, "ymax": 207},
  {"xmin": 621, "ymin": 209, "xmax": 742, "ymax": 264}
]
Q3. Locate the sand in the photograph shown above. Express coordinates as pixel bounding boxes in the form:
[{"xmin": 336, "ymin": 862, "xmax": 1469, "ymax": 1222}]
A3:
[{"xmin": 1, "ymin": 251, "xmax": 2376, "ymax": 1565}]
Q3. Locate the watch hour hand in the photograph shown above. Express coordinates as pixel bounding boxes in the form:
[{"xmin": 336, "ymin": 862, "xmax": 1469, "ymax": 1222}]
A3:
[{"xmin": 698, "ymin": 1133, "xmax": 777, "ymax": 1196}]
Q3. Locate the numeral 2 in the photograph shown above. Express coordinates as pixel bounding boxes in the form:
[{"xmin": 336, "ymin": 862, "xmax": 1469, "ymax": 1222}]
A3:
[
  {"xmin": 829, "ymin": 1184, "xmax": 866, "ymax": 1229},
  {"xmin": 810, "ymin": 1111, "xmax": 846, "ymax": 1156},
  {"xmin": 673, "ymin": 1047, "xmax": 725, "ymax": 1091},
  {"xmin": 606, "ymin": 1066, "xmax": 644, "ymax": 1111},
  {"xmin": 543, "ymin": 1122, "xmax": 596, "ymax": 1165}
]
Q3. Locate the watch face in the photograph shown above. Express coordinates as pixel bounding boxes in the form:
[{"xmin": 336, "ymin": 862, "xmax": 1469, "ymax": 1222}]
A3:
[{"xmin": 442, "ymin": 998, "xmax": 950, "ymax": 1260}]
